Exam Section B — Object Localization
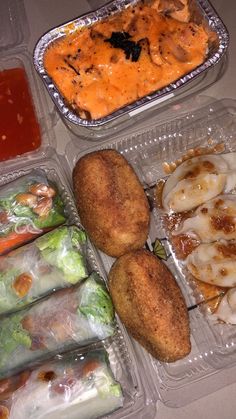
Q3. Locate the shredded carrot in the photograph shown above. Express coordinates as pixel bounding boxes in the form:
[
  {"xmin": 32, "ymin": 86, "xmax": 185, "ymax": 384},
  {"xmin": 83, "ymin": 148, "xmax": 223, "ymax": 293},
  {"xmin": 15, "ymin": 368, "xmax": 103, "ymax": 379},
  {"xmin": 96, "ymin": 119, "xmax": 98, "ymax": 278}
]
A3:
[
  {"xmin": 0, "ymin": 231, "xmax": 37, "ymax": 254},
  {"xmin": 0, "ymin": 227, "xmax": 55, "ymax": 255}
]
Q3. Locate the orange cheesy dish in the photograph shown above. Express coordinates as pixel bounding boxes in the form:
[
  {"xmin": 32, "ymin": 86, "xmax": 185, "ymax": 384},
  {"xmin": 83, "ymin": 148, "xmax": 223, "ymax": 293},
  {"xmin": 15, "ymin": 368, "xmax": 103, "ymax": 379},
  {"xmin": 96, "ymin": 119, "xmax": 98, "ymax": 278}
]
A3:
[{"xmin": 44, "ymin": 0, "xmax": 212, "ymax": 120}]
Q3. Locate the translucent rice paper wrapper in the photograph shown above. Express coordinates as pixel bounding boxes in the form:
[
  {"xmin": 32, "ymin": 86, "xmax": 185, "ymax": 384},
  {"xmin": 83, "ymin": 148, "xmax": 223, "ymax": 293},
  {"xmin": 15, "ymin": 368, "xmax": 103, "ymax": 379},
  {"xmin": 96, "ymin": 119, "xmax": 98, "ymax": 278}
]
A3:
[
  {"xmin": 0, "ymin": 349, "xmax": 123, "ymax": 419},
  {"xmin": 0, "ymin": 272, "xmax": 115, "ymax": 379},
  {"xmin": 0, "ymin": 225, "xmax": 87, "ymax": 315},
  {"xmin": 0, "ymin": 169, "xmax": 67, "ymax": 255},
  {"xmin": 0, "ymin": 159, "xmax": 157, "ymax": 416}
]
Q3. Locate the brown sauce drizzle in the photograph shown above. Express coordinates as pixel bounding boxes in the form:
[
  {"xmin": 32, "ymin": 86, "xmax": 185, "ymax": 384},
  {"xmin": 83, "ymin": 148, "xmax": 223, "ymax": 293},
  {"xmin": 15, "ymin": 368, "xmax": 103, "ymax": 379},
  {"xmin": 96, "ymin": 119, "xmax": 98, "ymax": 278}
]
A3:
[{"xmin": 156, "ymin": 146, "xmax": 231, "ymax": 313}]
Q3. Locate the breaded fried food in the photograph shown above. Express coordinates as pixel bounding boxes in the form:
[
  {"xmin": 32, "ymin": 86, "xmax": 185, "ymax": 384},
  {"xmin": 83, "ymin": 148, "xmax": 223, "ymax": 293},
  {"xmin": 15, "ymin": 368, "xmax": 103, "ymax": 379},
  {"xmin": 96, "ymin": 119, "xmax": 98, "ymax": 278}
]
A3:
[
  {"xmin": 73, "ymin": 150, "xmax": 150, "ymax": 257},
  {"xmin": 108, "ymin": 249, "xmax": 191, "ymax": 362}
]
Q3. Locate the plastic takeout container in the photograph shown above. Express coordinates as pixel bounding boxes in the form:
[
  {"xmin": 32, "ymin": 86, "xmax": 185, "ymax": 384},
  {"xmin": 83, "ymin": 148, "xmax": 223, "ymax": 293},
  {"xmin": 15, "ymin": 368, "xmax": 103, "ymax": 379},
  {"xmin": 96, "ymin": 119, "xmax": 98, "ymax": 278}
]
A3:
[
  {"xmin": 0, "ymin": 155, "xmax": 157, "ymax": 418},
  {"xmin": 0, "ymin": 2, "xmax": 157, "ymax": 417},
  {"xmin": 0, "ymin": 348, "xmax": 124, "ymax": 419},
  {"xmin": 0, "ymin": 0, "xmax": 29, "ymax": 51},
  {"xmin": 2, "ymin": 0, "xmax": 236, "ymax": 415},
  {"xmin": 65, "ymin": 98, "xmax": 236, "ymax": 407},
  {"xmin": 0, "ymin": 48, "xmax": 56, "ymax": 168},
  {"xmin": 0, "ymin": 0, "xmax": 58, "ymax": 167},
  {"xmin": 33, "ymin": 0, "xmax": 229, "ymax": 140}
]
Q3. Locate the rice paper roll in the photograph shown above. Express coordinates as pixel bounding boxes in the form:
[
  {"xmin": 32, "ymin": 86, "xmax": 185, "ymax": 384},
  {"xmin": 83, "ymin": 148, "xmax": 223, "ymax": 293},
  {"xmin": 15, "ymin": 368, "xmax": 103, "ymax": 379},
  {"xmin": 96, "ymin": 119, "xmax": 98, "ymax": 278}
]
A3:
[
  {"xmin": 0, "ymin": 169, "xmax": 66, "ymax": 254},
  {"xmin": 0, "ymin": 273, "xmax": 115, "ymax": 379},
  {"xmin": 0, "ymin": 349, "xmax": 123, "ymax": 419},
  {"xmin": 0, "ymin": 226, "xmax": 87, "ymax": 315}
]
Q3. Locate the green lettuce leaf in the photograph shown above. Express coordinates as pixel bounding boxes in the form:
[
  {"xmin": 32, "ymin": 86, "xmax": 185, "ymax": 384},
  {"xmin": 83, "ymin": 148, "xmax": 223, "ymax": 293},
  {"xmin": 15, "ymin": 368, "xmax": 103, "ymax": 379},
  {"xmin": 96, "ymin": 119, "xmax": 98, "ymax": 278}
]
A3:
[
  {"xmin": 34, "ymin": 210, "xmax": 66, "ymax": 229},
  {"xmin": 0, "ymin": 314, "xmax": 31, "ymax": 366},
  {"xmin": 78, "ymin": 273, "xmax": 114, "ymax": 326},
  {"xmin": 36, "ymin": 226, "xmax": 68, "ymax": 251},
  {"xmin": 71, "ymin": 228, "xmax": 86, "ymax": 247},
  {"xmin": 0, "ymin": 268, "xmax": 21, "ymax": 312},
  {"xmin": 57, "ymin": 250, "xmax": 87, "ymax": 284},
  {"xmin": 36, "ymin": 226, "xmax": 87, "ymax": 284}
]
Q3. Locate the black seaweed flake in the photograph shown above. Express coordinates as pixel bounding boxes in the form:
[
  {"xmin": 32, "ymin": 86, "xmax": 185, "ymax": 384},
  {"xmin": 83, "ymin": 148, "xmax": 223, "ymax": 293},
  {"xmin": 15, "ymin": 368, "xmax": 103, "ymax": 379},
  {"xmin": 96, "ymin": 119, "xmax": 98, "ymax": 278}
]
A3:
[
  {"xmin": 64, "ymin": 58, "xmax": 80, "ymax": 76},
  {"xmin": 105, "ymin": 32, "xmax": 142, "ymax": 62},
  {"xmin": 85, "ymin": 65, "xmax": 94, "ymax": 74}
]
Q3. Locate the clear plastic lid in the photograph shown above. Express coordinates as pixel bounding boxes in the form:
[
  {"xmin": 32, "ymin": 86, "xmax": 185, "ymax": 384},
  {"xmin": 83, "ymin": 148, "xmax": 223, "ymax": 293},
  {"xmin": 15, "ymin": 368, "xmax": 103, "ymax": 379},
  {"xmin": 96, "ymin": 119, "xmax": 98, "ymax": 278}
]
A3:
[
  {"xmin": 0, "ymin": 48, "xmax": 56, "ymax": 171},
  {"xmin": 0, "ymin": 153, "xmax": 158, "ymax": 419},
  {"xmin": 0, "ymin": 0, "xmax": 59, "ymax": 170},
  {"xmin": 64, "ymin": 97, "xmax": 236, "ymax": 407},
  {"xmin": 0, "ymin": 0, "xmax": 29, "ymax": 50}
]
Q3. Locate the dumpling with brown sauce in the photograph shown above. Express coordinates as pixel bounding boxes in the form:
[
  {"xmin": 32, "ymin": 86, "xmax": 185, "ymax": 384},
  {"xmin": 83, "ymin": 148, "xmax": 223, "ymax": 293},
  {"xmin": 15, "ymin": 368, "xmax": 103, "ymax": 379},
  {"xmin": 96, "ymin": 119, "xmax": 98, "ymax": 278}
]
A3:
[
  {"xmin": 173, "ymin": 195, "xmax": 236, "ymax": 242},
  {"xmin": 162, "ymin": 153, "xmax": 236, "ymax": 213},
  {"xmin": 214, "ymin": 288, "xmax": 236, "ymax": 324},
  {"xmin": 186, "ymin": 240, "xmax": 236, "ymax": 287}
]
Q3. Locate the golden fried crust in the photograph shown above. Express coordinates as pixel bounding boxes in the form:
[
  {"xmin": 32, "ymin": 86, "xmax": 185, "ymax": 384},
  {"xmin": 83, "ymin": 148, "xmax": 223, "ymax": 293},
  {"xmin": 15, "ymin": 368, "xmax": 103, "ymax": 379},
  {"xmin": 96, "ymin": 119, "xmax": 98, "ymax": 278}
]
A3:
[
  {"xmin": 108, "ymin": 249, "xmax": 191, "ymax": 362},
  {"xmin": 73, "ymin": 150, "xmax": 150, "ymax": 257}
]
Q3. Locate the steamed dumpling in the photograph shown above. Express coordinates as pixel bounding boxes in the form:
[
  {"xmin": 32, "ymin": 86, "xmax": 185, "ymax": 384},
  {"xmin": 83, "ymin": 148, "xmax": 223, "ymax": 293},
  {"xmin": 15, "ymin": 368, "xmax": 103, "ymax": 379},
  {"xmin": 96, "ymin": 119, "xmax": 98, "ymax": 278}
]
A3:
[
  {"xmin": 163, "ymin": 173, "xmax": 226, "ymax": 213},
  {"xmin": 173, "ymin": 195, "xmax": 236, "ymax": 242},
  {"xmin": 186, "ymin": 240, "xmax": 236, "ymax": 287},
  {"xmin": 162, "ymin": 153, "xmax": 236, "ymax": 212},
  {"xmin": 215, "ymin": 288, "xmax": 236, "ymax": 324}
]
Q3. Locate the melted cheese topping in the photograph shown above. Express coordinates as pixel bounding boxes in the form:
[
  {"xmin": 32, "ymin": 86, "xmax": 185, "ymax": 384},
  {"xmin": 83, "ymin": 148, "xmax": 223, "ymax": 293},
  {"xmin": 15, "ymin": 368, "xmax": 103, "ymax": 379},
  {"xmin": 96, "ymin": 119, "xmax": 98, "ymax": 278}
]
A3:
[{"xmin": 44, "ymin": 0, "xmax": 210, "ymax": 119}]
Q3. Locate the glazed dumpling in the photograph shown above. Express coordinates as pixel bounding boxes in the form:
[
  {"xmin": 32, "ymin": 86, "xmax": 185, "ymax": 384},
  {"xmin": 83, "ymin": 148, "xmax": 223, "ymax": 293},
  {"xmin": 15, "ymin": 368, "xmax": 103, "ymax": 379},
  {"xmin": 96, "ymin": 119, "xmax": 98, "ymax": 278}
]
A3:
[
  {"xmin": 186, "ymin": 240, "xmax": 236, "ymax": 287},
  {"xmin": 173, "ymin": 195, "xmax": 236, "ymax": 242},
  {"xmin": 162, "ymin": 153, "xmax": 236, "ymax": 212},
  {"xmin": 215, "ymin": 288, "xmax": 236, "ymax": 324}
]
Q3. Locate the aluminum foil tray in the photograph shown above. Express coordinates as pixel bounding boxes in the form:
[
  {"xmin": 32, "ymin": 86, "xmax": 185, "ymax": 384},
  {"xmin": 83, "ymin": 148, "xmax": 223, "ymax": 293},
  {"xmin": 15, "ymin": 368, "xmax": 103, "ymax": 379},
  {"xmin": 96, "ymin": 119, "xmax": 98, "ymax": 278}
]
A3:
[{"xmin": 33, "ymin": 0, "xmax": 229, "ymax": 133}]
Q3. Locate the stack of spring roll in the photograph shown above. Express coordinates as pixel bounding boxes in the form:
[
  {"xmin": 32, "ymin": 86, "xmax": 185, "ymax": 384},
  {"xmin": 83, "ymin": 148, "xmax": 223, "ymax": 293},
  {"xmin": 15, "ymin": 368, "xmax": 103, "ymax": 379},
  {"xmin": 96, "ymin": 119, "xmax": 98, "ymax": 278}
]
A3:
[{"xmin": 0, "ymin": 170, "xmax": 123, "ymax": 419}]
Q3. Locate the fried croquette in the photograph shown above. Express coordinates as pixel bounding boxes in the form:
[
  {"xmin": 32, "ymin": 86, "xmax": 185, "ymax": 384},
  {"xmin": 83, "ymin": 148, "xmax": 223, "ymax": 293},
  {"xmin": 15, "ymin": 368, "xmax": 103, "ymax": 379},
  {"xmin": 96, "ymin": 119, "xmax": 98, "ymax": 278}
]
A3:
[
  {"xmin": 73, "ymin": 150, "xmax": 150, "ymax": 257},
  {"xmin": 108, "ymin": 249, "xmax": 191, "ymax": 362}
]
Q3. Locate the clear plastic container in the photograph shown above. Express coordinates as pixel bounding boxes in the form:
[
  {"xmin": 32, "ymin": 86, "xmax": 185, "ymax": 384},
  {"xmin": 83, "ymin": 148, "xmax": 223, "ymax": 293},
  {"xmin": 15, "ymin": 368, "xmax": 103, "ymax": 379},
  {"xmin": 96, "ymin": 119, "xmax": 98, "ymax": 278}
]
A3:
[
  {"xmin": 0, "ymin": 0, "xmax": 29, "ymax": 51},
  {"xmin": 0, "ymin": 152, "xmax": 157, "ymax": 418},
  {"xmin": 0, "ymin": 0, "xmax": 58, "ymax": 168},
  {"xmin": 0, "ymin": 48, "xmax": 56, "ymax": 168},
  {"xmin": 0, "ymin": 2, "xmax": 158, "ymax": 417},
  {"xmin": 2, "ymin": 0, "xmax": 236, "ymax": 414},
  {"xmin": 65, "ymin": 98, "xmax": 236, "ymax": 407}
]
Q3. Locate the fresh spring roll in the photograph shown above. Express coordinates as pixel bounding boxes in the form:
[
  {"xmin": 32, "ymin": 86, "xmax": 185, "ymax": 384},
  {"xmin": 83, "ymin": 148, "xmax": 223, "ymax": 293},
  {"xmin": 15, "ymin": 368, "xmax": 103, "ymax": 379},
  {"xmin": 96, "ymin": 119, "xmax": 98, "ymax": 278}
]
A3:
[
  {"xmin": 0, "ymin": 226, "xmax": 87, "ymax": 315},
  {"xmin": 0, "ymin": 169, "xmax": 66, "ymax": 254},
  {"xmin": 0, "ymin": 350, "xmax": 123, "ymax": 419},
  {"xmin": 0, "ymin": 273, "xmax": 115, "ymax": 379}
]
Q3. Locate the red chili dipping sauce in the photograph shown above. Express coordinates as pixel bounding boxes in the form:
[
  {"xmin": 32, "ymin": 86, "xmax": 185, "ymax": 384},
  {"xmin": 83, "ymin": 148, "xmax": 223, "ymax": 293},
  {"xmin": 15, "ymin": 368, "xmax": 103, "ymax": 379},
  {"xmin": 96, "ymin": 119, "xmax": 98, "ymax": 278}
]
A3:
[{"xmin": 0, "ymin": 67, "xmax": 41, "ymax": 161}]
